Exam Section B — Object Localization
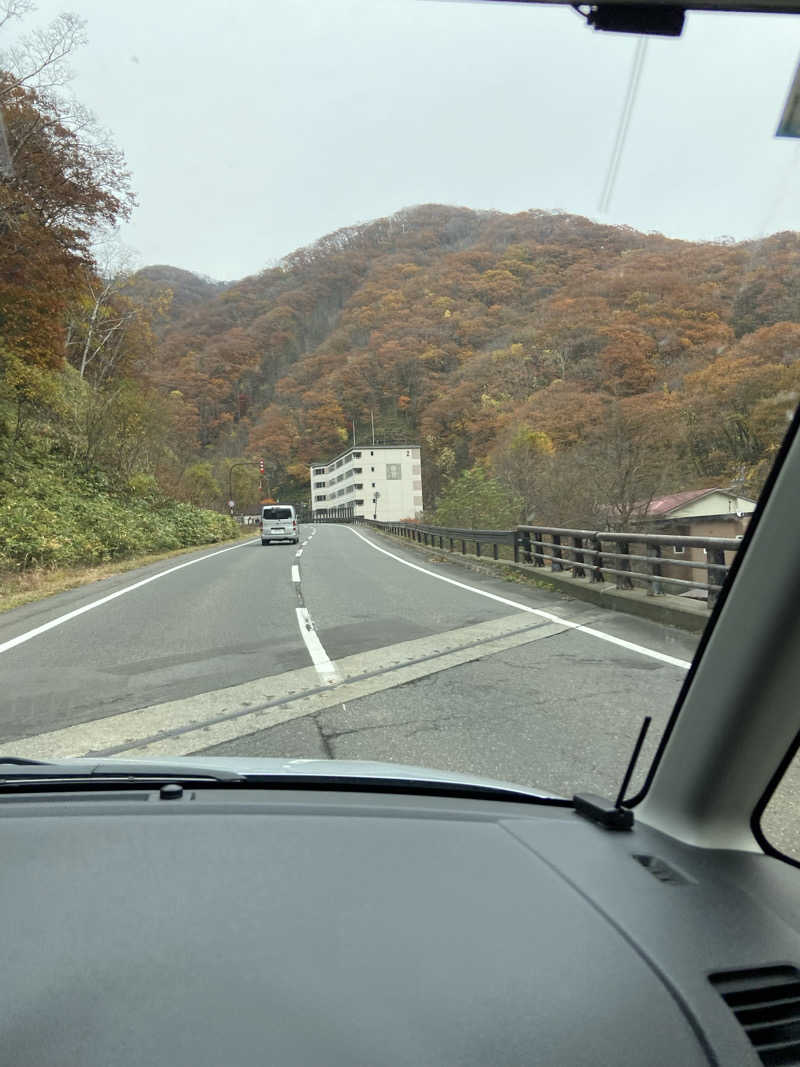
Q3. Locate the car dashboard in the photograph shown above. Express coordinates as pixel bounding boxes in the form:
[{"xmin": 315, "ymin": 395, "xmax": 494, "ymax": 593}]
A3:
[{"xmin": 3, "ymin": 786, "xmax": 797, "ymax": 1066}]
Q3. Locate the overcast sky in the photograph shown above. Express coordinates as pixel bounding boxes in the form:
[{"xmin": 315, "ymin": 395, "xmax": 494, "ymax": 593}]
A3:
[{"xmin": 9, "ymin": 0, "xmax": 800, "ymax": 279}]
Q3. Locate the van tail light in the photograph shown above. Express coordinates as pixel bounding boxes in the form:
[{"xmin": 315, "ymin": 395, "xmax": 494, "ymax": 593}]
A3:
[{"xmin": 293, "ymin": 520, "xmax": 297, "ymax": 529}]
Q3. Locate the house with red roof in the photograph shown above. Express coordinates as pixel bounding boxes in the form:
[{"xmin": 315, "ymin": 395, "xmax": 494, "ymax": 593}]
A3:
[{"xmin": 643, "ymin": 487, "xmax": 756, "ymax": 592}]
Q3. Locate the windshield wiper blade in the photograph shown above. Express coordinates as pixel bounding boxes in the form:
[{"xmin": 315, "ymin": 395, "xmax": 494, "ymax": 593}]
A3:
[
  {"xmin": 0, "ymin": 760, "xmax": 246, "ymax": 787},
  {"xmin": 0, "ymin": 759, "xmax": 566, "ymax": 804},
  {"xmin": 230, "ymin": 771, "xmax": 570, "ymax": 806},
  {"xmin": 0, "ymin": 757, "xmax": 52, "ymax": 767}
]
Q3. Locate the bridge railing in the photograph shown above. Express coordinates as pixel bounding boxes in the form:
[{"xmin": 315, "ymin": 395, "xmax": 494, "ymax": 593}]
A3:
[
  {"xmin": 362, "ymin": 519, "xmax": 741, "ymax": 609},
  {"xmin": 312, "ymin": 509, "xmax": 365, "ymax": 524},
  {"xmin": 366, "ymin": 520, "xmax": 516, "ymax": 562}
]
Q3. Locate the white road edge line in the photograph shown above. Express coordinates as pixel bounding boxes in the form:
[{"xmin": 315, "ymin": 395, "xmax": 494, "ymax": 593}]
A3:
[
  {"xmin": 0, "ymin": 539, "xmax": 259, "ymax": 656},
  {"xmin": 291, "ymin": 565, "xmax": 301, "ymax": 583},
  {"xmin": 295, "ymin": 607, "xmax": 340, "ymax": 684},
  {"xmin": 347, "ymin": 527, "xmax": 692, "ymax": 670}
]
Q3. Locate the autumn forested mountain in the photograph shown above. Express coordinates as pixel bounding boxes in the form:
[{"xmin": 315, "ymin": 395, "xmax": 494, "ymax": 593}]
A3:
[
  {"xmin": 149, "ymin": 204, "xmax": 800, "ymax": 526},
  {"xmin": 3, "ymin": 0, "xmax": 800, "ymax": 575}
]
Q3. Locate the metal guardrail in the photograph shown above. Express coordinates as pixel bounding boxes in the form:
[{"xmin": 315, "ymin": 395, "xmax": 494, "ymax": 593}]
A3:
[
  {"xmin": 362, "ymin": 519, "xmax": 741, "ymax": 609},
  {"xmin": 312, "ymin": 508, "xmax": 362, "ymax": 523}
]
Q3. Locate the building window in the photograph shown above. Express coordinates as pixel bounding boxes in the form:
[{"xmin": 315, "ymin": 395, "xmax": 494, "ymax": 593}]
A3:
[
  {"xmin": 353, "ymin": 451, "xmax": 361, "ymax": 458},
  {"xmin": 354, "ymin": 499, "xmax": 364, "ymax": 506},
  {"xmin": 386, "ymin": 463, "xmax": 401, "ymax": 480},
  {"xmin": 371, "ymin": 482, "xmax": 375, "ymax": 488},
  {"xmin": 673, "ymin": 545, "xmax": 685, "ymax": 555}
]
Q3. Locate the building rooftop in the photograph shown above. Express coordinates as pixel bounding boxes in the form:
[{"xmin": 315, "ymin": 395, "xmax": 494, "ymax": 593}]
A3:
[
  {"xmin": 646, "ymin": 487, "xmax": 756, "ymax": 518},
  {"xmin": 309, "ymin": 443, "xmax": 420, "ymax": 468}
]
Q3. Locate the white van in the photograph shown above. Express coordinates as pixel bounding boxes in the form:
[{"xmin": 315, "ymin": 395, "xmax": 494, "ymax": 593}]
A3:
[{"xmin": 260, "ymin": 504, "xmax": 299, "ymax": 545}]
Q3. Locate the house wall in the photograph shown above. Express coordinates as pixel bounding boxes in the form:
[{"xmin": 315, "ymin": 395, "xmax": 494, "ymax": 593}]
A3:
[{"xmin": 657, "ymin": 515, "xmax": 750, "ymax": 588}]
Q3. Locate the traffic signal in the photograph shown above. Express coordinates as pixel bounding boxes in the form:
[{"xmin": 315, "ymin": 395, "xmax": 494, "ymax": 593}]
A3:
[{"xmin": 259, "ymin": 458, "xmax": 264, "ymax": 474}]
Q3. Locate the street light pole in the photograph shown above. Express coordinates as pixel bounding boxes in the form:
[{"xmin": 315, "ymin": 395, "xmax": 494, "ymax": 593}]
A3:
[{"xmin": 227, "ymin": 461, "xmax": 254, "ymax": 516}]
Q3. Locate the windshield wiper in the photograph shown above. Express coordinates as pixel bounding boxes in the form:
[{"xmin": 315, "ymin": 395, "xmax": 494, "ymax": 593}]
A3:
[
  {"xmin": 0, "ymin": 759, "xmax": 246, "ymax": 788},
  {"xmin": 0, "ymin": 757, "xmax": 53, "ymax": 767},
  {"xmin": 223, "ymin": 771, "xmax": 571, "ymax": 806},
  {"xmin": 0, "ymin": 758, "xmax": 568, "ymax": 805}
]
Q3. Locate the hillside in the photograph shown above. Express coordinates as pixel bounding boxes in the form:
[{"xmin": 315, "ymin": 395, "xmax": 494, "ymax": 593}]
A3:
[
  {"xmin": 135, "ymin": 266, "xmax": 229, "ymax": 322},
  {"xmin": 149, "ymin": 205, "xmax": 800, "ymax": 524}
]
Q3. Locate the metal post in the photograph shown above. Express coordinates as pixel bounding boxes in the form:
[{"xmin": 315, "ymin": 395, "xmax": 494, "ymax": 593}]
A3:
[
  {"xmin": 590, "ymin": 537, "xmax": 604, "ymax": 583},
  {"xmin": 572, "ymin": 536, "xmax": 586, "ymax": 578},
  {"xmin": 707, "ymin": 546, "xmax": 727, "ymax": 610},
  {"xmin": 523, "ymin": 531, "xmax": 532, "ymax": 565},
  {"xmin": 647, "ymin": 543, "xmax": 663, "ymax": 596},
  {"xmin": 493, "ymin": 542, "xmax": 498, "ymax": 560},
  {"xmin": 534, "ymin": 532, "xmax": 544, "ymax": 567},
  {"xmin": 616, "ymin": 541, "xmax": 634, "ymax": 590},
  {"xmin": 551, "ymin": 534, "xmax": 563, "ymax": 572}
]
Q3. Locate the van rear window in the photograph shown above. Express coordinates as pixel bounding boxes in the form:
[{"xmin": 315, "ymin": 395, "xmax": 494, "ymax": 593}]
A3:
[{"xmin": 263, "ymin": 507, "xmax": 292, "ymax": 520}]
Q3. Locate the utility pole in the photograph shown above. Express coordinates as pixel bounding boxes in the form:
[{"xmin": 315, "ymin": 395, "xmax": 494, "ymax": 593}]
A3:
[{"xmin": 371, "ymin": 410, "xmax": 375, "ymax": 446}]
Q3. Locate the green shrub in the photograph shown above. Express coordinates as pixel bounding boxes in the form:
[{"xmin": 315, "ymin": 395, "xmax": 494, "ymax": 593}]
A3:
[{"xmin": 0, "ymin": 461, "xmax": 238, "ymax": 571}]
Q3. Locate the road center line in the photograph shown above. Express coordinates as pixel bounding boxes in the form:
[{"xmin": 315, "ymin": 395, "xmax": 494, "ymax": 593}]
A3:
[
  {"xmin": 295, "ymin": 607, "xmax": 340, "ymax": 684},
  {"xmin": 0, "ymin": 612, "xmax": 559, "ymax": 759},
  {"xmin": 296, "ymin": 549, "xmax": 303, "ymax": 558},
  {"xmin": 291, "ymin": 565, "xmax": 301, "ymax": 583},
  {"xmin": 0, "ymin": 538, "xmax": 259, "ymax": 656},
  {"xmin": 347, "ymin": 527, "xmax": 691, "ymax": 670}
]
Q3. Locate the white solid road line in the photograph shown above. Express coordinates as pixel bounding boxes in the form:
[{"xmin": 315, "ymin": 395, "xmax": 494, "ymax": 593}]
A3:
[
  {"xmin": 295, "ymin": 607, "xmax": 340, "ymax": 684},
  {"xmin": 348, "ymin": 527, "xmax": 692, "ymax": 670},
  {"xmin": 291, "ymin": 565, "xmax": 301, "ymax": 583},
  {"xmin": 0, "ymin": 538, "xmax": 259, "ymax": 656}
]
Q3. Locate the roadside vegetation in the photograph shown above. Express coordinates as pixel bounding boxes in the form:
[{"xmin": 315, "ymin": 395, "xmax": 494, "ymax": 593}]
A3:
[{"xmin": 0, "ymin": 3, "xmax": 239, "ymax": 586}]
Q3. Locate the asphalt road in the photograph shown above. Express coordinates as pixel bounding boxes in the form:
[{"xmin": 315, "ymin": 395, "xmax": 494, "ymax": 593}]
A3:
[
  {"xmin": 4, "ymin": 522, "xmax": 800, "ymax": 856},
  {"xmin": 1, "ymin": 521, "xmax": 699, "ymax": 798}
]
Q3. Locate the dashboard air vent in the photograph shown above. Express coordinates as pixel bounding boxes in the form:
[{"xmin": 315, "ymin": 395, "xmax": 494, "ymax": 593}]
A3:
[
  {"xmin": 710, "ymin": 966, "xmax": 800, "ymax": 1065},
  {"xmin": 632, "ymin": 854, "xmax": 691, "ymax": 885}
]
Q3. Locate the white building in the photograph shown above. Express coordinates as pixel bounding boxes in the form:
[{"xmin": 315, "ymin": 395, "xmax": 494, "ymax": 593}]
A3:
[{"xmin": 310, "ymin": 444, "xmax": 423, "ymax": 521}]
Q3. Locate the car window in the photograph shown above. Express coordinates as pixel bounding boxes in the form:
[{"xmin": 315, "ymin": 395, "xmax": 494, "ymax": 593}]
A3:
[{"xmin": 0, "ymin": 0, "xmax": 798, "ymax": 809}]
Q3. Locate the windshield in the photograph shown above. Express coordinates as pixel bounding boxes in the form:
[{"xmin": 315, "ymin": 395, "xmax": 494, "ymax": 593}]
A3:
[{"xmin": 1, "ymin": 1, "xmax": 799, "ymax": 837}]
